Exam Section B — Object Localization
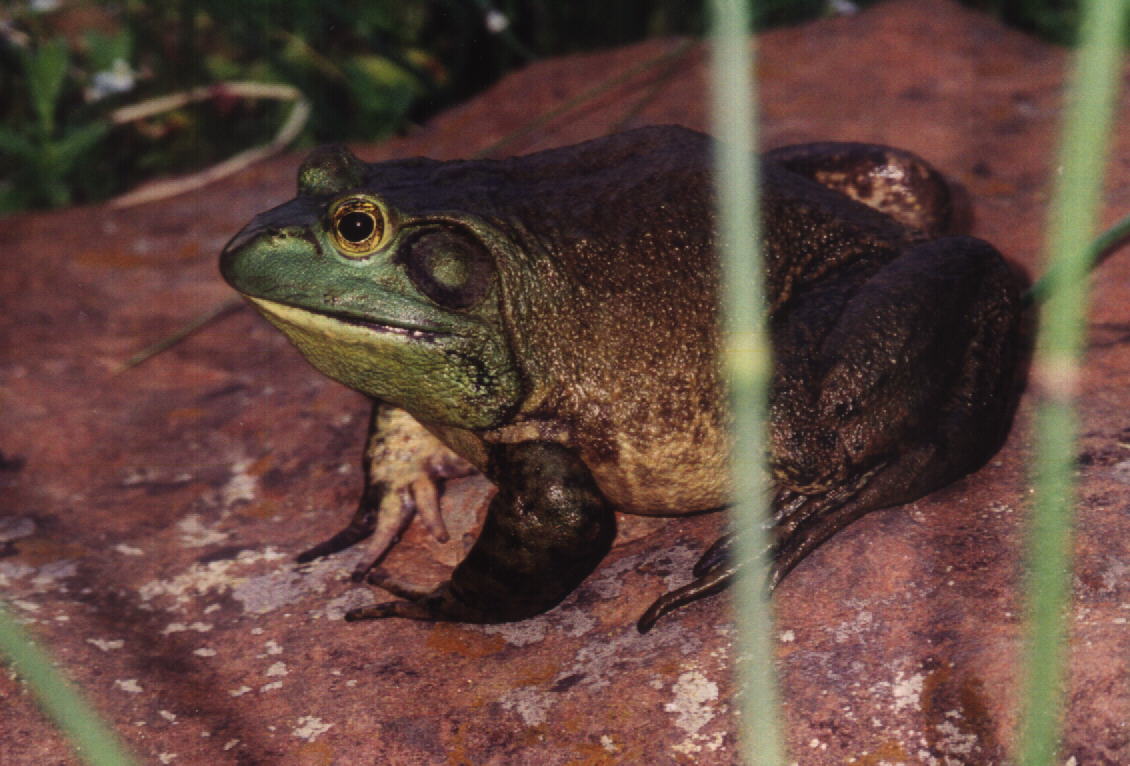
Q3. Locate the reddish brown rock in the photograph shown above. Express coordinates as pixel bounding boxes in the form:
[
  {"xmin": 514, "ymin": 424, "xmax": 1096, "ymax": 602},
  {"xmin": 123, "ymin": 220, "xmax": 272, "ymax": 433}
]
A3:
[{"xmin": 2, "ymin": 1, "xmax": 1129, "ymax": 763}]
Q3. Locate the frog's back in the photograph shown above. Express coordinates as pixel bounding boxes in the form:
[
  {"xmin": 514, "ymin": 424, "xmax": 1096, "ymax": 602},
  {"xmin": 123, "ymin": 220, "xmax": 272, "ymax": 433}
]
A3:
[{"xmin": 479, "ymin": 128, "xmax": 942, "ymax": 516}]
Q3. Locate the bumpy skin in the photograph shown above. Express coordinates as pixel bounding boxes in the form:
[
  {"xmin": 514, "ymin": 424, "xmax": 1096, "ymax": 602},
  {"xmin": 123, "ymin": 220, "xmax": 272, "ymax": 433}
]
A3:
[{"xmin": 220, "ymin": 125, "xmax": 1025, "ymax": 630}]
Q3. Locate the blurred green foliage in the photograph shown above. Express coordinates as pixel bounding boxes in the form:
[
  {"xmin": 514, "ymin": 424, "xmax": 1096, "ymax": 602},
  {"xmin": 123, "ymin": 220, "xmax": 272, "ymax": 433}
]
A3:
[
  {"xmin": 0, "ymin": 0, "xmax": 1105, "ymax": 214},
  {"xmin": 0, "ymin": 0, "xmax": 883, "ymax": 214},
  {"xmin": 0, "ymin": 37, "xmax": 109, "ymax": 209},
  {"xmin": 965, "ymin": 0, "xmax": 1082, "ymax": 45}
]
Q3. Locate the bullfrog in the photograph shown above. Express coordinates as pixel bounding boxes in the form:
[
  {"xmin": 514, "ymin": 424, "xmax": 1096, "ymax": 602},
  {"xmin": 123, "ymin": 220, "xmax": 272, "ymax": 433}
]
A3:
[{"xmin": 219, "ymin": 125, "xmax": 1024, "ymax": 632}]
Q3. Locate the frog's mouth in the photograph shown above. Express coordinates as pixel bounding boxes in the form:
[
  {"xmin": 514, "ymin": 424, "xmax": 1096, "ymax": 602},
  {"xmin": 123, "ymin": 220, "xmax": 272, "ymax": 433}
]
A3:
[
  {"xmin": 245, "ymin": 297, "xmax": 450, "ymax": 344},
  {"xmin": 307, "ymin": 306, "xmax": 447, "ymax": 341}
]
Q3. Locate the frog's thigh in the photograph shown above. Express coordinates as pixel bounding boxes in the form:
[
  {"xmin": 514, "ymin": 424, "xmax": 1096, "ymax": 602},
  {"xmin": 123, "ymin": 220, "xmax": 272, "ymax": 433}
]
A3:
[
  {"xmin": 766, "ymin": 142, "xmax": 954, "ymax": 235},
  {"xmin": 777, "ymin": 236, "xmax": 1020, "ymax": 491},
  {"xmin": 769, "ymin": 237, "xmax": 1021, "ymax": 581}
]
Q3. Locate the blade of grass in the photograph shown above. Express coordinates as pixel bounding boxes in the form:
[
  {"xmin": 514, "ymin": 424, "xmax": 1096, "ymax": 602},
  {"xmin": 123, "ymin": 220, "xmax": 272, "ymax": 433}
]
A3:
[
  {"xmin": 1026, "ymin": 209, "xmax": 1130, "ymax": 304},
  {"xmin": 24, "ymin": 39, "xmax": 68, "ymax": 137},
  {"xmin": 115, "ymin": 298, "xmax": 245, "ymax": 374},
  {"xmin": 1021, "ymin": 1, "xmax": 1128, "ymax": 764},
  {"xmin": 0, "ymin": 601, "xmax": 138, "ymax": 766},
  {"xmin": 708, "ymin": 1, "xmax": 784, "ymax": 764}
]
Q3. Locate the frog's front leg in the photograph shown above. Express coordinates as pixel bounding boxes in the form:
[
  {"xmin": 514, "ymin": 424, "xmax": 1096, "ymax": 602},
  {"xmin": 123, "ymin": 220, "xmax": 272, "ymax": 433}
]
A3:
[
  {"xmin": 297, "ymin": 401, "xmax": 472, "ymax": 575},
  {"xmin": 346, "ymin": 441, "xmax": 616, "ymax": 624}
]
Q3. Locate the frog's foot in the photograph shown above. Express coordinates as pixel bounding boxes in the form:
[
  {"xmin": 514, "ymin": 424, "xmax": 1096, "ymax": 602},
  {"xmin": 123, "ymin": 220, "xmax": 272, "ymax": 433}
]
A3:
[
  {"xmin": 346, "ymin": 479, "xmax": 452, "ymax": 582},
  {"xmin": 637, "ymin": 533, "xmax": 754, "ymax": 633},
  {"xmin": 344, "ymin": 569, "xmax": 442, "ymax": 622},
  {"xmin": 343, "ymin": 441, "xmax": 616, "ymax": 625},
  {"xmin": 297, "ymin": 403, "xmax": 467, "ymax": 571},
  {"xmin": 345, "ymin": 570, "xmax": 497, "ymax": 623},
  {"xmin": 638, "ymin": 470, "xmax": 891, "ymax": 631},
  {"xmin": 296, "ymin": 477, "xmax": 451, "ymax": 578}
]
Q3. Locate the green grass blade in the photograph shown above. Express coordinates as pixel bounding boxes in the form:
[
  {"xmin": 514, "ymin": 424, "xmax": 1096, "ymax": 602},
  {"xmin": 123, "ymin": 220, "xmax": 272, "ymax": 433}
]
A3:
[
  {"xmin": 1021, "ymin": 1, "xmax": 1128, "ymax": 764},
  {"xmin": 0, "ymin": 601, "xmax": 138, "ymax": 766},
  {"xmin": 23, "ymin": 39, "xmax": 69, "ymax": 137},
  {"xmin": 708, "ymin": 1, "xmax": 785, "ymax": 764},
  {"xmin": 1027, "ymin": 209, "xmax": 1130, "ymax": 304},
  {"xmin": 53, "ymin": 121, "xmax": 112, "ymax": 177},
  {"xmin": 0, "ymin": 125, "xmax": 37, "ymax": 160}
]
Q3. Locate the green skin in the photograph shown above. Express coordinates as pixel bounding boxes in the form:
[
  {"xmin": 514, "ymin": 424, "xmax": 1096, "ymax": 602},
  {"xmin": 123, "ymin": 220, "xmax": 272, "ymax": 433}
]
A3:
[{"xmin": 220, "ymin": 125, "xmax": 1025, "ymax": 631}]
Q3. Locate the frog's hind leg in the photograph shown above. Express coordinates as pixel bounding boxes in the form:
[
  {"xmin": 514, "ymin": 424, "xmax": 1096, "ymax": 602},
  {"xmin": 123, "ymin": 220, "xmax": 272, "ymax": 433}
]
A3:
[
  {"xmin": 640, "ymin": 236, "xmax": 1024, "ymax": 632},
  {"xmin": 765, "ymin": 142, "xmax": 958, "ymax": 236},
  {"xmin": 636, "ymin": 464, "xmax": 889, "ymax": 632}
]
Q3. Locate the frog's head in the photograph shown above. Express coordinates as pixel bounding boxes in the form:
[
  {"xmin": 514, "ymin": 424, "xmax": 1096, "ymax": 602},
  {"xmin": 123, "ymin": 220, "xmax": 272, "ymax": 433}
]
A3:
[{"xmin": 220, "ymin": 145, "xmax": 524, "ymax": 429}]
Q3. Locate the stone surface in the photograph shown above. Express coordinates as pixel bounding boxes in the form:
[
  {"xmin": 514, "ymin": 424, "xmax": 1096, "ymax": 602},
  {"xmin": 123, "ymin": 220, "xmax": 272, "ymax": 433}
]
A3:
[{"xmin": 2, "ymin": 1, "xmax": 1129, "ymax": 763}]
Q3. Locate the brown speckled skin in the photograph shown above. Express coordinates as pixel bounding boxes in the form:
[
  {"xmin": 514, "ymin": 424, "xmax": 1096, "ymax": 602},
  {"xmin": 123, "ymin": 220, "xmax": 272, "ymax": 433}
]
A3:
[{"xmin": 222, "ymin": 125, "xmax": 1025, "ymax": 626}]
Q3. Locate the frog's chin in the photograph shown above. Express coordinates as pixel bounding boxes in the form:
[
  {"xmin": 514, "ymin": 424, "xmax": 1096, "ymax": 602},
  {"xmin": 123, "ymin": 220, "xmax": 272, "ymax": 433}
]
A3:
[
  {"xmin": 244, "ymin": 296, "xmax": 448, "ymax": 343},
  {"xmin": 242, "ymin": 295, "xmax": 520, "ymax": 429}
]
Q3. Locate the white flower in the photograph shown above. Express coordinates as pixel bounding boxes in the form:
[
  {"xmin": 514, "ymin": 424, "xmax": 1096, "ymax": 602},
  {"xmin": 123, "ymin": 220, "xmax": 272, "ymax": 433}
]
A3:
[
  {"xmin": 87, "ymin": 59, "xmax": 135, "ymax": 102},
  {"xmin": 484, "ymin": 9, "xmax": 510, "ymax": 34}
]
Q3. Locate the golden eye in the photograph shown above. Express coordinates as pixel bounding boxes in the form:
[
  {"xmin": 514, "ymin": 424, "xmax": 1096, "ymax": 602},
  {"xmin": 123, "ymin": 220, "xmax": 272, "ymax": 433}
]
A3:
[{"xmin": 329, "ymin": 197, "xmax": 386, "ymax": 256}]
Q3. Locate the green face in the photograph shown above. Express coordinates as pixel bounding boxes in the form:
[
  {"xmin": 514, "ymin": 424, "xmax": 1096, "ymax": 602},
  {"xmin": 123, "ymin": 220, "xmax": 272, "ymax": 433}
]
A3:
[{"xmin": 219, "ymin": 147, "xmax": 523, "ymax": 429}]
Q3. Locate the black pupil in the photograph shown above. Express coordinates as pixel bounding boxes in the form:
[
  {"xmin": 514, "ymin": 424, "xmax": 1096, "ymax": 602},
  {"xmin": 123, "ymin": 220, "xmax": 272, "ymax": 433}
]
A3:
[{"xmin": 339, "ymin": 211, "xmax": 375, "ymax": 243}]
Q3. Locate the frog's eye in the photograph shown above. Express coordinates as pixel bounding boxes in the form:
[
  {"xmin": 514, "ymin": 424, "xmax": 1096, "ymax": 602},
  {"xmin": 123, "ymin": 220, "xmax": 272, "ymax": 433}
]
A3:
[
  {"xmin": 329, "ymin": 196, "xmax": 387, "ymax": 256},
  {"xmin": 401, "ymin": 227, "xmax": 494, "ymax": 310}
]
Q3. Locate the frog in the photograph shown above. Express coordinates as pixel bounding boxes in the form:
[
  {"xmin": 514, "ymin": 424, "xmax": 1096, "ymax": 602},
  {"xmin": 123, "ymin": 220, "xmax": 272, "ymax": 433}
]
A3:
[{"xmin": 219, "ymin": 125, "xmax": 1025, "ymax": 632}]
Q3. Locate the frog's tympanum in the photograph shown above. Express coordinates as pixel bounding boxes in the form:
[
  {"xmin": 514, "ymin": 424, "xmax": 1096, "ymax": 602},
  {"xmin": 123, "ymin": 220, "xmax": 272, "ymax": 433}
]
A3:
[{"xmin": 220, "ymin": 126, "xmax": 1024, "ymax": 632}]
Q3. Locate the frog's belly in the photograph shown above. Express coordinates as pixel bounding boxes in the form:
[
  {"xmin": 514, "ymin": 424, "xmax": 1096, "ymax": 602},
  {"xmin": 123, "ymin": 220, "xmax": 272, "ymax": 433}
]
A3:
[
  {"xmin": 440, "ymin": 417, "xmax": 730, "ymax": 515},
  {"xmin": 587, "ymin": 431, "xmax": 731, "ymax": 515}
]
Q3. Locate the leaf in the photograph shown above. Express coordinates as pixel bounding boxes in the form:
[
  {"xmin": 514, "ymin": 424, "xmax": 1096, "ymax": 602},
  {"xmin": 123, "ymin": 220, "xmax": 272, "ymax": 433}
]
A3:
[
  {"xmin": 345, "ymin": 55, "xmax": 421, "ymax": 130},
  {"xmin": 84, "ymin": 29, "xmax": 133, "ymax": 73},
  {"xmin": 23, "ymin": 39, "xmax": 70, "ymax": 136},
  {"xmin": 0, "ymin": 126, "xmax": 37, "ymax": 162},
  {"xmin": 349, "ymin": 54, "xmax": 422, "ymax": 93},
  {"xmin": 52, "ymin": 121, "xmax": 111, "ymax": 175}
]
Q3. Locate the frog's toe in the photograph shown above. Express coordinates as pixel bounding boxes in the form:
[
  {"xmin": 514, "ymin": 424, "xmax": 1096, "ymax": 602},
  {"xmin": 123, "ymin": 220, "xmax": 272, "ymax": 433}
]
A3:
[
  {"xmin": 637, "ymin": 562, "xmax": 736, "ymax": 633},
  {"xmin": 636, "ymin": 528, "xmax": 783, "ymax": 632},
  {"xmin": 411, "ymin": 477, "xmax": 449, "ymax": 543},
  {"xmin": 341, "ymin": 571, "xmax": 460, "ymax": 622},
  {"xmin": 345, "ymin": 600, "xmax": 437, "ymax": 622},
  {"xmin": 344, "ymin": 570, "xmax": 451, "ymax": 621},
  {"xmin": 345, "ymin": 578, "xmax": 515, "ymax": 623},
  {"xmin": 361, "ymin": 568, "xmax": 433, "ymax": 599},
  {"xmin": 346, "ymin": 491, "xmax": 420, "ymax": 579},
  {"xmin": 295, "ymin": 485, "xmax": 382, "ymax": 564},
  {"xmin": 348, "ymin": 478, "xmax": 453, "ymax": 578},
  {"xmin": 692, "ymin": 532, "xmax": 734, "ymax": 577}
]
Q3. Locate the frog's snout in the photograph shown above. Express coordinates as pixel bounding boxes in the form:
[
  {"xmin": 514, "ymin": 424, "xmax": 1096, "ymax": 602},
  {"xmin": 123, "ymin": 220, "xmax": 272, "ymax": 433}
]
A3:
[{"xmin": 220, "ymin": 196, "xmax": 323, "ymax": 286}]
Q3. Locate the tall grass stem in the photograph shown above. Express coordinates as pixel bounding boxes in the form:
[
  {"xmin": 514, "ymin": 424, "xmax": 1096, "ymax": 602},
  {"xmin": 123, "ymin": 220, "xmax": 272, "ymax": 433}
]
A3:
[
  {"xmin": 1021, "ymin": 1, "xmax": 1128, "ymax": 763},
  {"xmin": 0, "ymin": 601, "xmax": 137, "ymax": 766},
  {"xmin": 708, "ymin": 1, "xmax": 785, "ymax": 764}
]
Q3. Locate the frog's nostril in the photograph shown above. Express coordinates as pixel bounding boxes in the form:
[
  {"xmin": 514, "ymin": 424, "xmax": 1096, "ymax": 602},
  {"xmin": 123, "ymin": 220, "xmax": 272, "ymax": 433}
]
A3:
[{"xmin": 220, "ymin": 224, "xmax": 260, "ymax": 260}]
